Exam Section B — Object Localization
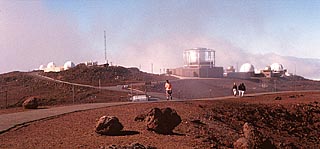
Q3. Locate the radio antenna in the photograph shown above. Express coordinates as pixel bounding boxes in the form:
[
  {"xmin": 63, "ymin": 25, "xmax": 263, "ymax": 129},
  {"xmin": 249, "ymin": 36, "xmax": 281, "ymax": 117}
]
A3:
[{"xmin": 104, "ymin": 30, "xmax": 108, "ymax": 64}]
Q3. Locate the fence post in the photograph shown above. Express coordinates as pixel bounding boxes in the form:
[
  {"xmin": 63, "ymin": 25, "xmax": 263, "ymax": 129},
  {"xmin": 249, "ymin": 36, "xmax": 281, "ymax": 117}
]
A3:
[
  {"xmin": 72, "ymin": 85, "xmax": 75, "ymax": 104},
  {"xmin": 5, "ymin": 91, "xmax": 8, "ymax": 109},
  {"xmin": 99, "ymin": 79, "xmax": 101, "ymax": 91}
]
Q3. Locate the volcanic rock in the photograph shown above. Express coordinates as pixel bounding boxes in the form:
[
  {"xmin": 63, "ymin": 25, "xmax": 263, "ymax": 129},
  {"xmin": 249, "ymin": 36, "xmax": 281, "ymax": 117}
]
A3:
[
  {"xmin": 234, "ymin": 122, "xmax": 275, "ymax": 149},
  {"xmin": 274, "ymin": 96, "xmax": 282, "ymax": 100},
  {"xmin": 95, "ymin": 116, "xmax": 123, "ymax": 135},
  {"xmin": 234, "ymin": 137, "xmax": 249, "ymax": 148},
  {"xmin": 144, "ymin": 107, "xmax": 181, "ymax": 134},
  {"xmin": 134, "ymin": 113, "xmax": 146, "ymax": 122},
  {"xmin": 22, "ymin": 97, "xmax": 39, "ymax": 109}
]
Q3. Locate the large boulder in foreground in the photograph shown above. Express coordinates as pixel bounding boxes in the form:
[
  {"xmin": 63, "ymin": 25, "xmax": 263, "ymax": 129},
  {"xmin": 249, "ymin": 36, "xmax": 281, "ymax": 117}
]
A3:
[
  {"xmin": 95, "ymin": 116, "xmax": 123, "ymax": 135},
  {"xmin": 234, "ymin": 122, "xmax": 275, "ymax": 149},
  {"xmin": 144, "ymin": 107, "xmax": 181, "ymax": 134},
  {"xmin": 22, "ymin": 97, "xmax": 39, "ymax": 109}
]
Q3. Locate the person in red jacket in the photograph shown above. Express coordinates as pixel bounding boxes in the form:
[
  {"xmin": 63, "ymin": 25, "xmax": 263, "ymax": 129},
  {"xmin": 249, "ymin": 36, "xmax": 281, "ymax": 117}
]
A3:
[{"xmin": 165, "ymin": 80, "xmax": 172, "ymax": 100}]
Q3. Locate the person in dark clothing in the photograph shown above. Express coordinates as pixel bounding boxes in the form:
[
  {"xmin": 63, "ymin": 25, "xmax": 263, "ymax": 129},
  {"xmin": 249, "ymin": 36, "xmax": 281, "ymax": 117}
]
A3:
[{"xmin": 238, "ymin": 83, "xmax": 246, "ymax": 97}]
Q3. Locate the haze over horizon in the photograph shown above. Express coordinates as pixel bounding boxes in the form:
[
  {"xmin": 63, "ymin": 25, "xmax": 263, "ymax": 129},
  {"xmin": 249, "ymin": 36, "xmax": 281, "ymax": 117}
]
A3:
[{"xmin": 1, "ymin": 0, "xmax": 320, "ymax": 79}]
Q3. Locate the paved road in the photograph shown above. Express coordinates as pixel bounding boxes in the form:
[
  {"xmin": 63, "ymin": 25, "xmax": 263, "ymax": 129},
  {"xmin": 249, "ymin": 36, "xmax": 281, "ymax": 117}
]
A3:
[{"xmin": 0, "ymin": 102, "xmax": 131, "ymax": 134}]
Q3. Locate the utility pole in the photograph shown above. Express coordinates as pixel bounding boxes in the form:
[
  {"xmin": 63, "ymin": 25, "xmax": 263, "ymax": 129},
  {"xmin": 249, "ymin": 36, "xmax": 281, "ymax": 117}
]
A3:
[
  {"xmin": 293, "ymin": 64, "xmax": 297, "ymax": 91},
  {"xmin": 236, "ymin": 62, "xmax": 239, "ymax": 72},
  {"xmin": 99, "ymin": 79, "xmax": 101, "ymax": 92},
  {"xmin": 131, "ymin": 84, "xmax": 133, "ymax": 96},
  {"xmin": 72, "ymin": 85, "xmax": 75, "ymax": 104},
  {"xmin": 213, "ymin": 50, "xmax": 216, "ymax": 67},
  {"xmin": 274, "ymin": 79, "xmax": 277, "ymax": 92},
  {"xmin": 104, "ymin": 30, "xmax": 108, "ymax": 64},
  {"xmin": 151, "ymin": 63, "xmax": 153, "ymax": 74}
]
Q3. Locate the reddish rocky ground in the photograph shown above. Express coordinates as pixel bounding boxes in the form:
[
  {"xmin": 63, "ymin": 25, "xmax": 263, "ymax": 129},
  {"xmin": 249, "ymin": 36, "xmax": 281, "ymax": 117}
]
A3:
[{"xmin": 0, "ymin": 91, "xmax": 320, "ymax": 148}]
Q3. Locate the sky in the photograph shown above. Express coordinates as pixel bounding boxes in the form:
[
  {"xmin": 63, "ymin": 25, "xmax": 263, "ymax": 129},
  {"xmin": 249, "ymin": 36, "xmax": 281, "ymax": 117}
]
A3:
[{"xmin": 1, "ymin": 0, "xmax": 320, "ymax": 79}]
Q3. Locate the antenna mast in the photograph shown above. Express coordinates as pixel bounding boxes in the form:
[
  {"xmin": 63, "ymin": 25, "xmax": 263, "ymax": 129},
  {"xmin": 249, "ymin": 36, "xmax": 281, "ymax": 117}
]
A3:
[{"xmin": 104, "ymin": 30, "xmax": 108, "ymax": 64}]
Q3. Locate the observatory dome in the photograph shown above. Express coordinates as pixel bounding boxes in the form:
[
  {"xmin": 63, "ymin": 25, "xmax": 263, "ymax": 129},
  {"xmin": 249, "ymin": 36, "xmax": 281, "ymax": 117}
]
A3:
[
  {"xmin": 270, "ymin": 63, "xmax": 284, "ymax": 72},
  {"xmin": 239, "ymin": 63, "xmax": 255, "ymax": 73},
  {"xmin": 227, "ymin": 66, "xmax": 234, "ymax": 70},
  {"xmin": 64, "ymin": 61, "xmax": 75, "ymax": 70},
  {"xmin": 47, "ymin": 62, "xmax": 56, "ymax": 68},
  {"xmin": 264, "ymin": 66, "xmax": 271, "ymax": 71},
  {"xmin": 39, "ymin": 65, "xmax": 45, "ymax": 70}
]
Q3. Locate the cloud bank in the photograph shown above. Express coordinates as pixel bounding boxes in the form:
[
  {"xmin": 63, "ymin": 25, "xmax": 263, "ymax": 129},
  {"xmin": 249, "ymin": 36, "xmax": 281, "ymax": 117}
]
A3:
[{"xmin": 0, "ymin": 1, "xmax": 94, "ymax": 72}]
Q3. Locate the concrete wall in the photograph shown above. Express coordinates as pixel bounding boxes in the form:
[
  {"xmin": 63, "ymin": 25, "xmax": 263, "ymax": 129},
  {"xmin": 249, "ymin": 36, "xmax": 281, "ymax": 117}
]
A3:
[
  {"xmin": 44, "ymin": 67, "xmax": 64, "ymax": 72},
  {"xmin": 199, "ymin": 67, "xmax": 223, "ymax": 78},
  {"xmin": 171, "ymin": 67, "xmax": 223, "ymax": 78},
  {"xmin": 226, "ymin": 72, "xmax": 254, "ymax": 79}
]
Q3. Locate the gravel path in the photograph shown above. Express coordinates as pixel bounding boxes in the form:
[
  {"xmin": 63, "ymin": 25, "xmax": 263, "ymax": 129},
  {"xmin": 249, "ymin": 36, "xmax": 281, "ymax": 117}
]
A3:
[{"xmin": 0, "ymin": 102, "xmax": 131, "ymax": 134}]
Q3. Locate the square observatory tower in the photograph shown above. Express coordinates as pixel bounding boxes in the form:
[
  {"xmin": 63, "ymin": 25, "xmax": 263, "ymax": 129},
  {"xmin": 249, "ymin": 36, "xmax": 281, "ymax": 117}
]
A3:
[{"xmin": 169, "ymin": 48, "xmax": 223, "ymax": 78}]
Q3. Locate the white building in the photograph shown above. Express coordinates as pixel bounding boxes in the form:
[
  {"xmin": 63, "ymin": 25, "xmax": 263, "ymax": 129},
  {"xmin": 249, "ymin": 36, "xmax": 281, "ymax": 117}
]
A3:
[
  {"xmin": 239, "ymin": 63, "xmax": 255, "ymax": 73},
  {"xmin": 63, "ymin": 61, "xmax": 76, "ymax": 70},
  {"xmin": 41, "ymin": 61, "xmax": 76, "ymax": 72}
]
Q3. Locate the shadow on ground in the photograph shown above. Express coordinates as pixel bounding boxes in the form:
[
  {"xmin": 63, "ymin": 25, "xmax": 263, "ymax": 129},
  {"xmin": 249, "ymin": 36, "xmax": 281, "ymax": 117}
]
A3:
[{"xmin": 101, "ymin": 130, "xmax": 140, "ymax": 136}]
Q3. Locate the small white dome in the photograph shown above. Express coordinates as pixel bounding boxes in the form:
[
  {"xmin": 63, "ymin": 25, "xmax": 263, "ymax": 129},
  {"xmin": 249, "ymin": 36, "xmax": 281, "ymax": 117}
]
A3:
[
  {"xmin": 264, "ymin": 66, "xmax": 271, "ymax": 71},
  {"xmin": 47, "ymin": 62, "xmax": 56, "ymax": 68},
  {"xmin": 270, "ymin": 63, "xmax": 283, "ymax": 72},
  {"xmin": 39, "ymin": 65, "xmax": 45, "ymax": 70},
  {"xmin": 64, "ymin": 61, "xmax": 75, "ymax": 70},
  {"xmin": 227, "ymin": 66, "xmax": 234, "ymax": 70},
  {"xmin": 239, "ymin": 63, "xmax": 255, "ymax": 72}
]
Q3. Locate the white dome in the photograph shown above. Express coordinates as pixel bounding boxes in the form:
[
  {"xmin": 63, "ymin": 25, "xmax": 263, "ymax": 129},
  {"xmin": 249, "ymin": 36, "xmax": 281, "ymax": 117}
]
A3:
[
  {"xmin": 63, "ymin": 61, "xmax": 75, "ymax": 70},
  {"xmin": 39, "ymin": 65, "xmax": 45, "ymax": 70},
  {"xmin": 239, "ymin": 63, "xmax": 255, "ymax": 72},
  {"xmin": 264, "ymin": 66, "xmax": 271, "ymax": 71},
  {"xmin": 270, "ymin": 63, "xmax": 283, "ymax": 72},
  {"xmin": 47, "ymin": 62, "xmax": 56, "ymax": 68},
  {"xmin": 227, "ymin": 66, "xmax": 234, "ymax": 70}
]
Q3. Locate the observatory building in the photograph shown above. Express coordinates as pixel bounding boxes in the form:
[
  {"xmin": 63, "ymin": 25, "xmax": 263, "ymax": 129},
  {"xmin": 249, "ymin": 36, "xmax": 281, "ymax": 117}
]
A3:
[
  {"xmin": 226, "ymin": 63, "xmax": 256, "ymax": 79},
  {"xmin": 261, "ymin": 63, "xmax": 287, "ymax": 78},
  {"xmin": 41, "ymin": 61, "xmax": 76, "ymax": 72},
  {"xmin": 225, "ymin": 62, "xmax": 287, "ymax": 79},
  {"xmin": 64, "ymin": 61, "xmax": 76, "ymax": 70},
  {"xmin": 43, "ymin": 62, "xmax": 63, "ymax": 72},
  {"xmin": 168, "ymin": 48, "xmax": 223, "ymax": 78}
]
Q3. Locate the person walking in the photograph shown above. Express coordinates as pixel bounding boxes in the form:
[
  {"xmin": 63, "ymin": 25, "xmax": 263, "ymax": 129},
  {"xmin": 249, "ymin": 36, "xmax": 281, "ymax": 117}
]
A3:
[
  {"xmin": 238, "ymin": 83, "xmax": 246, "ymax": 97},
  {"xmin": 238, "ymin": 83, "xmax": 243, "ymax": 97},
  {"xmin": 232, "ymin": 82, "xmax": 238, "ymax": 96},
  {"xmin": 242, "ymin": 83, "xmax": 246, "ymax": 97},
  {"xmin": 165, "ymin": 80, "xmax": 172, "ymax": 100}
]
